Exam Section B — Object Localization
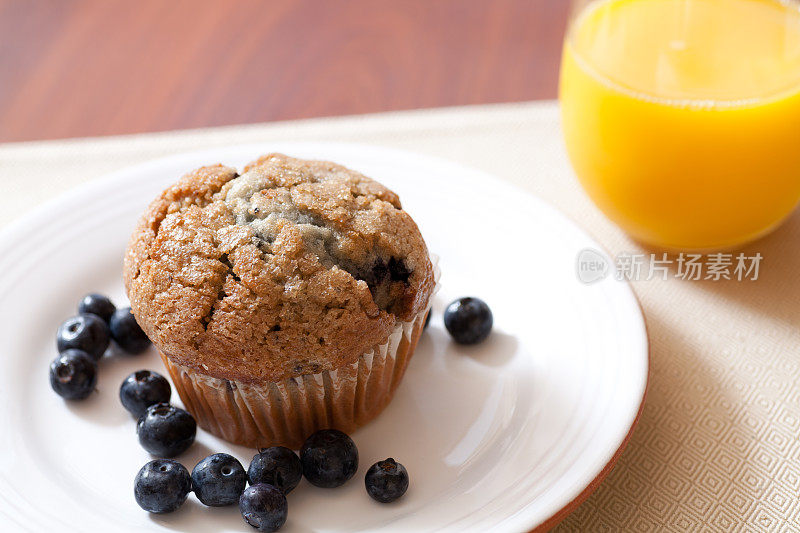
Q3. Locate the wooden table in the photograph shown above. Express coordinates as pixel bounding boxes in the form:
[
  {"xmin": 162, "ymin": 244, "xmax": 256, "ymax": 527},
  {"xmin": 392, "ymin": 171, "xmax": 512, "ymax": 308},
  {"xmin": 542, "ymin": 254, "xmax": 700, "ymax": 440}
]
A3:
[{"xmin": 0, "ymin": 0, "xmax": 569, "ymax": 142}]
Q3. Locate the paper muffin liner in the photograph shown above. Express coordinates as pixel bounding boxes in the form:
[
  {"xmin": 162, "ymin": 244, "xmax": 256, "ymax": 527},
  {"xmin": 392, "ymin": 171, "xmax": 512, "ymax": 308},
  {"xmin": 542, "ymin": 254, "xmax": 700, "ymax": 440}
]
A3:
[{"xmin": 160, "ymin": 256, "xmax": 440, "ymax": 450}]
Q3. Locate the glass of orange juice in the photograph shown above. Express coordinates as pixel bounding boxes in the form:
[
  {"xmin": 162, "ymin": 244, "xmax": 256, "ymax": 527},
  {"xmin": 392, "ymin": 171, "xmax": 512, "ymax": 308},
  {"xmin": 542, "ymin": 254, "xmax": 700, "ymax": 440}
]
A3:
[{"xmin": 560, "ymin": 0, "xmax": 800, "ymax": 250}]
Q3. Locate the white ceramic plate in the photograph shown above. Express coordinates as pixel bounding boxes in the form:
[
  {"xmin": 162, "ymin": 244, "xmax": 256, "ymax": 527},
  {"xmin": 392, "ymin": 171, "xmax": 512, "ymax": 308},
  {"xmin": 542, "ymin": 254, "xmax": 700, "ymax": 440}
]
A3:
[{"xmin": 0, "ymin": 143, "xmax": 648, "ymax": 532}]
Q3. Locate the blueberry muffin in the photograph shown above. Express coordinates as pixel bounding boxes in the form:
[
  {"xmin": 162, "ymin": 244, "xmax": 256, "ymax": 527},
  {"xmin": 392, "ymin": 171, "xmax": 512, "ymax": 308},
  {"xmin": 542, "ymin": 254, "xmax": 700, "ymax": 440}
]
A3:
[{"xmin": 124, "ymin": 153, "xmax": 436, "ymax": 448}]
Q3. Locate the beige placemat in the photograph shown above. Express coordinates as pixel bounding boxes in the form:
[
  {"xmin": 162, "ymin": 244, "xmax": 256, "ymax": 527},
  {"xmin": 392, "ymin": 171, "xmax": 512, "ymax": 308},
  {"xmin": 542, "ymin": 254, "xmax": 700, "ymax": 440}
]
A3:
[{"xmin": 3, "ymin": 102, "xmax": 799, "ymax": 530}]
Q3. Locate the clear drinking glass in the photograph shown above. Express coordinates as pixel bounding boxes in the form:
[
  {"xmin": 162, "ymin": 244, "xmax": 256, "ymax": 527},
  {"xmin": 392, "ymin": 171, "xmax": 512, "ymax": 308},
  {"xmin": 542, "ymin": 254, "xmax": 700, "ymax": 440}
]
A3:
[{"xmin": 559, "ymin": 0, "xmax": 800, "ymax": 250}]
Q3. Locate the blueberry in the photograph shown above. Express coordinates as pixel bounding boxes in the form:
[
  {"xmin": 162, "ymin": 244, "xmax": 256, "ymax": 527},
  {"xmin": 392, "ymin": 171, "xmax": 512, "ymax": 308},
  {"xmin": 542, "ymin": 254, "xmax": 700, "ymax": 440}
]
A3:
[
  {"xmin": 109, "ymin": 307, "xmax": 151, "ymax": 354},
  {"xmin": 248, "ymin": 447, "xmax": 302, "ymax": 494},
  {"xmin": 78, "ymin": 293, "xmax": 116, "ymax": 323},
  {"xmin": 365, "ymin": 458, "xmax": 409, "ymax": 503},
  {"xmin": 423, "ymin": 310, "xmax": 431, "ymax": 330},
  {"xmin": 300, "ymin": 429, "xmax": 358, "ymax": 488},
  {"xmin": 443, "ymin": 297, "xmax": 493, "ymax": 345},
  {"xmin": 56, "ymin": 314, "xmax": 110, "ymax": 361},
  {"xmin": 239, "ymin": 484, "xmax": 288, "ymax": 532},
  {"xmin": 49, "ymin": 349, "xmax": 97, "ymax": 400},
  {"xmin": 192, "ymin": 453, "xmax": 247, "ymax": 506},
  {"xmin": 120, "ymin": 370, "xmax": 171, "ymax": 418},
  {"xmin": 137, "ymin": 403, "xmax": 196, "ymax": 457},
  {"xmin": 134, "ymin": 459, "xmax": 192, "ymax": 513}
]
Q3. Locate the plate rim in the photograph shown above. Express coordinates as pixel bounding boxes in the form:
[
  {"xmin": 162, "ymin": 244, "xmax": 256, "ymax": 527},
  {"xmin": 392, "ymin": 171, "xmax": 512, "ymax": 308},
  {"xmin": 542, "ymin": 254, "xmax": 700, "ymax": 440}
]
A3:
[
  {"xmin": 0, "ymin": 141, "xmax": 650, "ymax": 532},
  {"xmin": 533, "ymin": 293, "xmax": 650, "ymax": 532}
]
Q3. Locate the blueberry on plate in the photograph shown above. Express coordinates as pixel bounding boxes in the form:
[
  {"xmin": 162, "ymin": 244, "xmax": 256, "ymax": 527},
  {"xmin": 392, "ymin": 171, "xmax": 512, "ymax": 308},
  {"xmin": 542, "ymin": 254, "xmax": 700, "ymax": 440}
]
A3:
[
  {"xmin": 423, "ymin": 309, "xmax": 432, "ymax": 330},
  {"xmin": 239, "ymin": 484, "xmax": 288, "ymax": 532},
  {"xmin": 300, "ymin": 429, "xmax": 358, "ymax": 488},
  {"xmin": 192, "ymin": 453, "xmax": 247, "ymax": 506},
  {"xmin": 49, "ymin": 349, "xmax": 97, "ymax": 400},
  {"xmin": 137, "ymin": 403, "xmax": 196, "ymax": 457},
  {"xmin": 443, "ymin": 297, "xmax": 493, "ymax": 345},
  {"xmin": 365, "ymin": 458, "xmax": 409, "ymax": 503},
  {"xmin": 78, "ymin": 293, "xmax": 116, "ymax": 323},
  {"xmin": 120, "ymin": 370, "xmax": 171, "ymax": 418},
  {"xmin": 134, "ymin": 459, "xmax": 192, "ymax": 513},
  {"xmin": 248, "ymin": 447, "xmax": 302, "ymax": 494},
  {"xmin": 56, "ymin": 314, "xmax": 110, "ymax": 361},
  {"xmin": 109, "ymin": 307, "xmax": 151, "ymax": 354}
]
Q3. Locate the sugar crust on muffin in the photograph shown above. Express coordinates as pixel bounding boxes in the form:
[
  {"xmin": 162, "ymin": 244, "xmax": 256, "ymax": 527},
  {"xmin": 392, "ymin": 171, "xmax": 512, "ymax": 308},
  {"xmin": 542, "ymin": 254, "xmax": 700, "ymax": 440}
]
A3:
[{"xmin": 124, "ymin": 153, "xmax": 434, "ymax": 384}]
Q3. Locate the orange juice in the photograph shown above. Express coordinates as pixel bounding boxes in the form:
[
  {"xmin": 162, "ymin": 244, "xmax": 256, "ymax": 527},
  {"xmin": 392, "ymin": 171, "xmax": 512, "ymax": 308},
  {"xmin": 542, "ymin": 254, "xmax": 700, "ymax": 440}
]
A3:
[{"xmin": 560, "ymin": 0, "xmax": 800, "ymax": 249}]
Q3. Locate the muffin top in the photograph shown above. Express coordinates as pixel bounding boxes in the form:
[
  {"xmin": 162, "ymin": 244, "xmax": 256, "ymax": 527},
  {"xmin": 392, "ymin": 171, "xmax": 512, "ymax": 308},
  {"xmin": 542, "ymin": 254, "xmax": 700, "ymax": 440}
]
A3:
[{"xmin": 124, "ymin": 154, "xmax": 434, "ymax": 383}]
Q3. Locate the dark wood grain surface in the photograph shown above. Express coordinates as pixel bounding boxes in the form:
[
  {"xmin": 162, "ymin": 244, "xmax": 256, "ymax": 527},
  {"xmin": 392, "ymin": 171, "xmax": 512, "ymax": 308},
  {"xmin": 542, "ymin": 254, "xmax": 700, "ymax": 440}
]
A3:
[{"xmin": 0, "ymin": 0, "xmax": 569, "ymax": 142}]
